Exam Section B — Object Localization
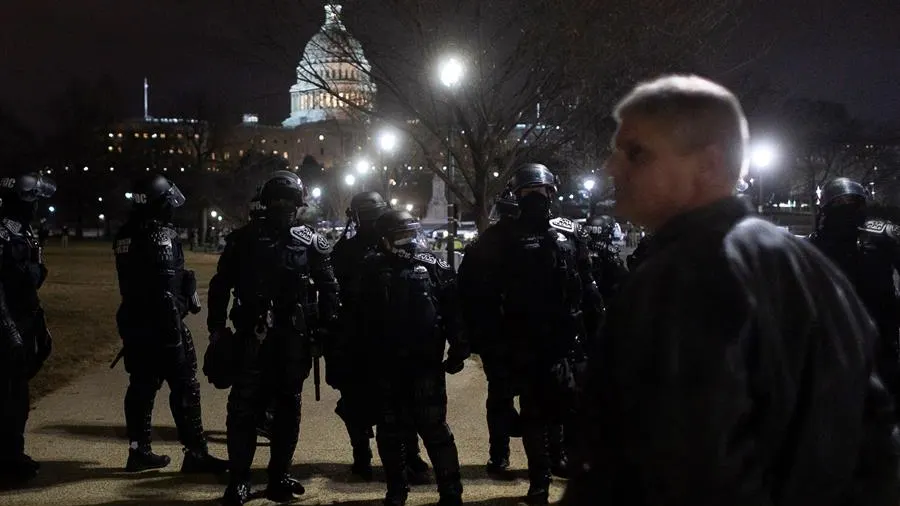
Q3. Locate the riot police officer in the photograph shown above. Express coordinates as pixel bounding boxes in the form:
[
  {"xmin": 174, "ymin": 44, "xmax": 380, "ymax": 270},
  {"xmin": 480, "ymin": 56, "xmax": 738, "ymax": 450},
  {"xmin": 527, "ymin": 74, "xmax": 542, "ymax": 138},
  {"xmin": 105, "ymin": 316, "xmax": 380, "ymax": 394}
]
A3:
[
  {"xmin": 582, "ymin": 214, "xmax": 629, "ymax": 304},
  {"xmin": 810, "ymin": 177, "xmax": 900, "ymax": 413},
  {"xmin": 113, "ymin": 174, "xmax": 226, "ymax": 474},
  {"xmin": 207, "ymin": 170, "xmax": 340, "ymax": 505},
  {"xmin": 458, "ymin": 190, "xmax": 523, "ymax": 477},
  {"xmin": 352, "ymin": 209, "xmax": 467, "ymax": 506},
  {"xmin": 468, "ymin": 163, "xmax": 600, "ymax": 505},
  {"xmin": 329, "ymin": 191, "xmax": 430, "ymax": 482},
  {"xmin": 0, "ymin": 172, "xmax": 55, "ymax": 488}
]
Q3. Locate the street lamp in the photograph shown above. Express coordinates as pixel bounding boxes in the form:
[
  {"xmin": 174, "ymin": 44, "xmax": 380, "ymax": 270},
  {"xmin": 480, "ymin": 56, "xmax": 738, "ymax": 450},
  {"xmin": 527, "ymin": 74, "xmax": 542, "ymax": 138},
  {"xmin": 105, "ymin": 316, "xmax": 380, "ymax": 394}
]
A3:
[
  {"xmin": 751, "ymin": 142, "xmax": 779, "ymax": 213},
  {"xmin": 405, "ymin": 203, "xmax": 414, "ymax": 212},
  {"xmin": 378, "ymin": 129, "xmax": 399, "ymax": 199},
  {"xmin": 390, "ymin": 198, "xmax": 398, "ymax": 206},
  {"xmin": 210, "ymin": 210, "xmax": 218, "ymax": 218},
  {"xmin": 344, "ymin": 174, "xmax": 356, "ymax": 186},
  {"xmin": 217, "ymin": 215, "xmax": 223, "ymax": 222},
  {"xmin": 438, "ymin": 54, "xmax": 466, "ymax": 270},
  {"xmin": 355, "ymin": 158, "xmax": 370, "ymax": 175},
  {"xmin": 48, "ymin": 206, "xmax": 56, "ymax": 213},
  {"xmin": 583, "ymin": 179, "xmax": 596, "ymax": 191},
  {"xmin": 311, "ymin": 187, "xmax": 322, "ymax": 199}
]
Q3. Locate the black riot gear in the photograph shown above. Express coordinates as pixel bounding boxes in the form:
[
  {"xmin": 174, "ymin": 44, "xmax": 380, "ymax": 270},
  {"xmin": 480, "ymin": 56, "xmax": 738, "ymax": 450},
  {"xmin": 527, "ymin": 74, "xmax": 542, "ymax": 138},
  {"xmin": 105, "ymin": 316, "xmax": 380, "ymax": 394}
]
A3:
[
  {"xmin": 0, "ymin": 173, "xmax": 54, "ymax": 489},
  {"xmin": 248, "ymin": 185, "xmax": 266, "ymax": 221},
  {"xmin": 0, "ymin": 173, "xmax": 56, "ymax": 224},
  {"xmin": 207, "ymin": 174, "xmax": 340, "ymax": 505},
  {"xmin": 459, "ymin": 173, "xmax": 602, "ymax": 503},
  {"xmin": 810, "ymin": 177, "xmax": 900, "ymax": 416},
  {"xmin": 351, "ymin": 216, "xmax": 468, "ymax": 505},
  {"xmin": 331, "ymin": 197, "xmax": 429, "ymax": 483},
  {"xmin": 113, "ymin": 176, "xmax": 225, "ymax": 476},
  {"xmin": 489, "ymin": 189, "xmax": 519, "ymax": 224},
  {"xmin": 376, "ymin": 210, "xmax": 426, "ymax": 257}
]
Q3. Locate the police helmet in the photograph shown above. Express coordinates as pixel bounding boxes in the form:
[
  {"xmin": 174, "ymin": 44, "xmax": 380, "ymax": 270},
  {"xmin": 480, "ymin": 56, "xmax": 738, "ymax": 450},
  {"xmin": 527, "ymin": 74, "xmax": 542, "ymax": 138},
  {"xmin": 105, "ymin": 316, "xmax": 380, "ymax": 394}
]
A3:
[
  {"xmin": 348, "ymin": 191, "xmax": 389, "ymax": 223},
  {"xmin": 259, "ymin": 170, "xmax": 305, "ymax": 208},
  {"xmin": 820, "ymin": 177, "xmax": 867, "ymax": 209},
  {"xmin": 248, "ymin": 190, "xmax": 266, "ymax": 220},
  {"xmin": 508, "ymin": 163, "xmax": 558, "ymax": 195},
  {"xmin": 0, "ymin": 172, "xmax": 57, "ymax": 202},
  {"xmin": 375, "ymin": 209, "xmax": 424, "ymax": 254},
  {"xmin": 132, "ymin": 174, "xmax": 185, "ymax": 209}
]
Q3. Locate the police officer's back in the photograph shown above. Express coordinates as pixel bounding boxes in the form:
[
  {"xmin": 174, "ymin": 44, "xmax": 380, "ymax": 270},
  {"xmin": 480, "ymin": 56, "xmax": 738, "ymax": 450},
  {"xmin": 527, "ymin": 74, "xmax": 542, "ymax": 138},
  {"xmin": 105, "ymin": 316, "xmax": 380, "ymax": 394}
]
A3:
[
  {"xmin": 113, "ymin": 174, "xmax": 225, "ymax": 474},
  {"xmin": 0, "ymin": 172, "xmax": 55, "ymax": 488},
  {"xmin": 355, "ymin": 209, "xmax": 467, "ymax": 506}
]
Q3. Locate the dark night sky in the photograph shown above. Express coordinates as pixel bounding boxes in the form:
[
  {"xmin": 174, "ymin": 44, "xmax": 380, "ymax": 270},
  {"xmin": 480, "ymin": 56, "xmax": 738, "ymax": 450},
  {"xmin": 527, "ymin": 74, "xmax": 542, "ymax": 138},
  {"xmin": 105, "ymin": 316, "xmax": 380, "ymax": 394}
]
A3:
[{"xmin": 1, "ymin": 0, "xmax": 898, "ymax": 133}]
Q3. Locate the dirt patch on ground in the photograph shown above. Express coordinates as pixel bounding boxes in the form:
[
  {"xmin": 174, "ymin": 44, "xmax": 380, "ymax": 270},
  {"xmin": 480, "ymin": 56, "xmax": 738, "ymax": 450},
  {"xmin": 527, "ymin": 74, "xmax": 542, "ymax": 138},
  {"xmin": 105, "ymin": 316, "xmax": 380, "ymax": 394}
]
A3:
[{"xmin": 30, "ymin": 241, "xmax": 219, "ymax": 399}]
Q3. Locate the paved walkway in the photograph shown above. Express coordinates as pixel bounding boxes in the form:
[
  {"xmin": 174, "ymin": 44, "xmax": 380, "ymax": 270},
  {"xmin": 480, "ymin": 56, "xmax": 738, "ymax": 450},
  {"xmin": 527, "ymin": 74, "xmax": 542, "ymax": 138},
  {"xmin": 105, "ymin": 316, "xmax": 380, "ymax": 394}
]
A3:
[{"xmin": 1, "ymin": 310, "xmax": 566, "ymax": 505}]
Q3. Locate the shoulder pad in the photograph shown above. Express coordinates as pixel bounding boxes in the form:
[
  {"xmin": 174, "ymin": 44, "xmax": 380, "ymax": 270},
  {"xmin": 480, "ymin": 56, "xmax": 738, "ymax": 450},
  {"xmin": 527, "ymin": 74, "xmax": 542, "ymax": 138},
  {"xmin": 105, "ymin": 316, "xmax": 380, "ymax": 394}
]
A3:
[
  {"xmin": 862, "ymin": 219, "xmax": 888, "ymax": 235},
  {"xmin": 314, "ymin": 233, "xmax": 332, "ymax": 254},
  {"xmin": 550, "ymin": 217, "xmax": 577, "ymax": 234},
  {"xmin": 289, "ymin": 225, "xmax": 315, "ymax": 246},
  {"xmin": 414, "ymin": 252, "xmax": 437, "ymax": 265}
]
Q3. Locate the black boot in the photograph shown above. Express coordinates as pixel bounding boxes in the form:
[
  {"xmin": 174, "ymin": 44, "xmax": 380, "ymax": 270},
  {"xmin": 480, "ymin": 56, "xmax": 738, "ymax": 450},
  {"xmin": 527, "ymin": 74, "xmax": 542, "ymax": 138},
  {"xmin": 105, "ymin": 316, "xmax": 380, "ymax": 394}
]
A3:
[
  {"xmin": 222, "ymin": 480, "xmax": 252, "ymax": 506},
  {"xmin": 524, "ymin": 483, "xmax": 550, "ymax": 505},
  {"xmin": 125, "ymin": 445, "xmax": 171, "ymax": 472},
  {"xmin": 486, "ymin": 453, "xmax": 512, "ymax": 479},
  {"xmin": 406, "ymin": 451, "xmax": 431, "ymax": 485},
  {"xmin": 351, "ymin": 447, "xmax": 373, "ymax": 481},
  {"xmin": 551, "ymin": 453, "xmax": 569, "ymax": 478},
  {"xmin": 384, "ymin": 485, "xmax": 409, "ymax": 506},
  {"xmin": 265, "ymin": 473, "xmax": 305, "ymax": 502},
  {"xmin": 180, "ymin": 447, "xmax": 229, "ymax": 474},
  {"xmin": 0, "ymin": 456, "xmax": 39, "ymax": 489}
]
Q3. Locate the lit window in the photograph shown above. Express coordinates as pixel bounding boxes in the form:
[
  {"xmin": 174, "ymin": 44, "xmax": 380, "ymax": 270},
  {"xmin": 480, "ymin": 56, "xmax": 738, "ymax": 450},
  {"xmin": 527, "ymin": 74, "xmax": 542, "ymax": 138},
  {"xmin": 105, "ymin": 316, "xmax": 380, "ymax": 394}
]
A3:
[
  {"xmin": 239, "ymin": 150, "xmax": 244, "ymax": 156},
  {"xmin": 224, "ymin": 152, "xmax": 230, "ymax": 160},
  {"xmin": 261, "ymin": 139, "xmax": 266, "ymax": 144},
  {"xmin": 134, "ymin": 133, "xmax": 139, "ymax": 138},
  {"xmin": 177, "ymin": 133, "xmax": 183, "ymax": 139},
  {"xmin": 283, "ymin": 152, "xmax": 289, "ymax": 160},
  {"xmin": 160, "ymin": 133, "xmax": 166, "ymax": 139},
  {"xmin": 108, "ymin": 146, "xmax": 114, "ymax": 151},
  {"xmin": 117, "ymin": 133, "xmax": 123, "ymax": 138},
  {"xmin": 143, "ymin": 133, "xmax": 149, "ymax": 139},
  {"xmin": 108, "ymin": 133, "xmax": 114, "ymax": 138},
  {"xmin": 152, "ymin": 133, "xmax": 158, "ymax": 138},
  {"xmin": 273, "ymin": 150, "xmax": 279, "ymax": 155}
]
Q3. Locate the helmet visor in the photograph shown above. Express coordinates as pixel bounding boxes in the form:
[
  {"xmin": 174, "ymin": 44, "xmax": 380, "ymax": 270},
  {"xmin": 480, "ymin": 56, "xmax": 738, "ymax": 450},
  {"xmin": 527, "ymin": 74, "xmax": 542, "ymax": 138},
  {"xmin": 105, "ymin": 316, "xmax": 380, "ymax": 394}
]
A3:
[
  {"xmin": 3, "ymin": 174, "xmax": 57, "ymax": 202},
  {"xmin": 163, "ymin": 182, "xmax": 186, "ymax": 208},
  {"xmin": 389, "ymin": 223, "xmax": 427, "ymax": 251}
]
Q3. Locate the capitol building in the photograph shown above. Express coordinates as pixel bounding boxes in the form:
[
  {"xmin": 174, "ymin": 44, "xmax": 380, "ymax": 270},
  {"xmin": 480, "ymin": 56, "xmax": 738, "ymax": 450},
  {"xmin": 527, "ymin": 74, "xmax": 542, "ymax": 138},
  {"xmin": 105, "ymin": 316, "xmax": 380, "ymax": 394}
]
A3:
[{"xmin": 283, "ymin": 3, "xmax": 376, "ymax": 127}]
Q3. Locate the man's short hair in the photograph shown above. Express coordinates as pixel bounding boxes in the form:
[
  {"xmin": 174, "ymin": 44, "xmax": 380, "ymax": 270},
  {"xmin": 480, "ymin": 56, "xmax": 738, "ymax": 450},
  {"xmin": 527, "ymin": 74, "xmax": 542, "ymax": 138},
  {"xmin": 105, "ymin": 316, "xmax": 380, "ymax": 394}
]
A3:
[{"xmin": 613, "ymin": 75, "xmax": 750, "ymax": 182}]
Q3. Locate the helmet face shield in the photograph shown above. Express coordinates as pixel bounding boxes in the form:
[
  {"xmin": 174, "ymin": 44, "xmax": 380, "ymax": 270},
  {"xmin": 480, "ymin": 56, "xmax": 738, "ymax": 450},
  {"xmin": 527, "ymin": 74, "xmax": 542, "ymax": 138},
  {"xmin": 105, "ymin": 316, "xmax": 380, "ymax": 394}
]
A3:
[
  {"xmin": 1, "ymin": 173, "xmax": 57, "ymax": 202},
  {"xmin": 389, "ymin": 223, "xmax": 426, "ymax": 250},
  {"xmin": 162, "ymin": 182, "xmax": 186, "ymax": 208}
]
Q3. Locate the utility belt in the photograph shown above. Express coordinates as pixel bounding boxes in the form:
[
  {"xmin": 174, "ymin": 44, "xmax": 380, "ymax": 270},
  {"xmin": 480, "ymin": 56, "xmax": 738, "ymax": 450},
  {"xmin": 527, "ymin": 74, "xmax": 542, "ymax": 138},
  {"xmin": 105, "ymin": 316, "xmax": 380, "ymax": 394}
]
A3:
[{"xmin": 233, "ymin": 300, "xmax": 313, "ymax": 342}]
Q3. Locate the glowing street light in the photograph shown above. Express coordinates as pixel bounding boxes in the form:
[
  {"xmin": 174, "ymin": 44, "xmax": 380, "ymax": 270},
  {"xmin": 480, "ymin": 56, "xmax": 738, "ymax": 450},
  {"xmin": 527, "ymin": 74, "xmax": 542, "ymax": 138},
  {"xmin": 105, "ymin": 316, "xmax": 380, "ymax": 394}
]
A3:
[
  {"xmin": 344, "ymin": 174, "xmax": 356, "ymax": 186},
  {"xmin": 390, "ymin": 198, "xmax": 398, "ymax": 206},
  {"xmin": 439, "ymin": 56, "xmax": 465, "ymax": 88},
  {"xmin": 311, "ymin": 187, "xmax": 322, "ymax": 199},
  {"xmin": 583, "ymin": 179, "xmax": 596, "ymax": 191},
  {"xmin": 751, "ymin": 142, "xmax": 778, "ymax": 169},
  {"xmin": 217, "ymin": 215, "xmax": 223, "ymax": 222},
  {"xmin": 750, "ymin": 141, "xmax": 779, "ymax": 213},
  {"xmin": 210, "ymin": 210, "xmax": 218, "ymax": 218},
  {"xmin": 48, "ymin": 206, "xmax": 56, "ymax": 213},
  {"xmin": 378, "ymin": 130, "xmax": 398, "ymax": 153},
  {"xmin": 98, "ymin": 214, "xmax": 105, "ymax": 220},
  {"xmin": 405, "ymin": 203, "xmax": 414, "ymax": 212},
  {"xmin": 355, "ymin": 159, "xmax": 370, "ymax": 175}
]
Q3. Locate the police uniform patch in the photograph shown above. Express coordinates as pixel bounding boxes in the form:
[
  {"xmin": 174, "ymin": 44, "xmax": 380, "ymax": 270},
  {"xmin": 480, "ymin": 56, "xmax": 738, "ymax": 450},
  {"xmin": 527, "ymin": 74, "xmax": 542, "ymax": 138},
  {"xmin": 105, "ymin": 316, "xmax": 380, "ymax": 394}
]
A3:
[
  {"xmin": 863, "ymin": 219, "xmax": 887, "ymax": 234},
  {"xmin": 550, "ymin": 217, "xmax": 576, "ymax": 234},
  {"xmin": 152, "ymin": 230, "xmax": 172, "ymax": 246},
  {"xmin": 437, "ymin": 257, "xmax": 451, "ymax": 270},
  {"xmin": 2, "ymin": 218, "xmax": 21, "ymax": 235},
  {"xmin": 290, "ymin": 226, "xmax": 315, "ymax": 245},
  {"xmin": 415, "ymin": 252, "xmax": 437, "ymax": 265},
  {"xmin": 314, "ymin": 234, "xmax": 332, "ymax": 254}
]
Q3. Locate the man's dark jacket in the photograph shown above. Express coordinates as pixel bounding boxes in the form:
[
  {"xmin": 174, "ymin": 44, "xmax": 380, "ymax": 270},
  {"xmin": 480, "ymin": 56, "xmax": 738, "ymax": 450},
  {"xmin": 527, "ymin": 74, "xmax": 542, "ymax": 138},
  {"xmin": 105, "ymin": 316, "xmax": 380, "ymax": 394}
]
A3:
[{"xmin": 563, "ymin": 197, "xmax": 900, "ymax": 506}]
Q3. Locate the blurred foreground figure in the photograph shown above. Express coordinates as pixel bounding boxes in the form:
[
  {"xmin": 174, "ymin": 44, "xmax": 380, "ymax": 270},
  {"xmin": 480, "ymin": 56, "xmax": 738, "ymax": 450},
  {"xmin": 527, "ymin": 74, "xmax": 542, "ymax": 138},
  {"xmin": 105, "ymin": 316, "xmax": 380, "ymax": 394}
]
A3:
[
  {"xmin": 563, "ymin": 75, "xmax": 900, "ymax": 506},
  {"xmin": 810, "ymin": 177, "xmax": 900, "ymax": 417},
  {"xmin": 0, "ymin": 172, "xmax": 55, "ymax": 489},
  {"xmin": 113, "ymin": 174, "xmax": 226, "ymax": 475}
]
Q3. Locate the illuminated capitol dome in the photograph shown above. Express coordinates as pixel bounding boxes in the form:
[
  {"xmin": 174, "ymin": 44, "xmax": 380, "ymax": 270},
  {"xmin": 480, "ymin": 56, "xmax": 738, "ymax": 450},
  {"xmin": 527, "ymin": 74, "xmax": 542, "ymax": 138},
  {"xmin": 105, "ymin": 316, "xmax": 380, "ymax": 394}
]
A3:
[{"xmin": 283, "ymin": 3, "xmax": 376, "ymax": 127}]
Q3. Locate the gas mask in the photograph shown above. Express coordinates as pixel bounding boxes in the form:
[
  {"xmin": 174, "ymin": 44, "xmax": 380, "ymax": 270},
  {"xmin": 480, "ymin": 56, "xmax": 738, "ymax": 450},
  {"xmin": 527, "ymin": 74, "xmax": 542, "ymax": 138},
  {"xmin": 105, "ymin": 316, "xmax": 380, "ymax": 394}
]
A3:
[
  {"xmin": 265, "ymin": 201, "xmax": 300, "ymax": 230},
  {"xmin": 384, "ymin": 227, "xmax": 425, "ymax": 258},
  {"xmin": 821, "ymin": 203, "xmax": 866, "ymax": 242},
  {"xmin": 518, "ymin": 191, "xmax": 551, "ymax": 222}
]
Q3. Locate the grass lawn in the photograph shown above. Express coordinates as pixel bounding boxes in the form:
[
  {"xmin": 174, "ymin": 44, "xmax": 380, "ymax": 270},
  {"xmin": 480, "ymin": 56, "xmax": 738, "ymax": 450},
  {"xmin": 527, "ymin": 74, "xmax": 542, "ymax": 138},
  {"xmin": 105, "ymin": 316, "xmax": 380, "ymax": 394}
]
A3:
[{"xmin": 31, "ymin": 241, "xmax": 219, "ymax": 399}]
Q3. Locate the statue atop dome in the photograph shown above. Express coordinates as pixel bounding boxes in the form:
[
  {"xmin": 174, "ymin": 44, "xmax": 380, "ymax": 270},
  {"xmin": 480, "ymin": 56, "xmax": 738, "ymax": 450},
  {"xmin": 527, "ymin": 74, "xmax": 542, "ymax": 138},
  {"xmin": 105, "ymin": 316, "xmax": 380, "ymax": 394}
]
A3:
[{"xmin": 283, "ymin": 2, "xmax": 376, "ymax": 127}]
